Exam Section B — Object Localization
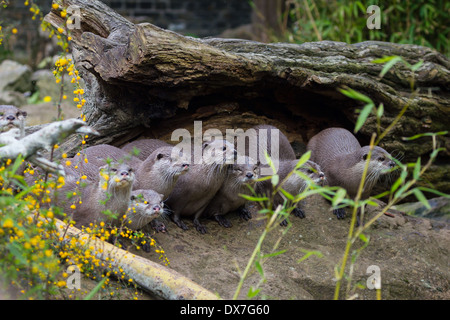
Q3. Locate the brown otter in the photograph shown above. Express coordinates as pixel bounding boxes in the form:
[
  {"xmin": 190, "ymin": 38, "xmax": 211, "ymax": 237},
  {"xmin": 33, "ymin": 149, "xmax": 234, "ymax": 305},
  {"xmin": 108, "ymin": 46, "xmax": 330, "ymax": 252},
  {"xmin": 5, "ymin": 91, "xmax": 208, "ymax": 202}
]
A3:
[
  {"xmin": 257, "ymin": 159, "xmax": 325, "ymax": 225},
  {"xmin": 202, "ymin": 155, "xmax": 260, "ymax": 228},
  {"xmin": 240, "ymin": 124, "xmax": 296, "ymax": 165},
  {"xmin": 121, "ymin": 139, "xmax": 172, "ymax": 161},
  {"xmin": 126, "ymin": 189, "xmax": 165, "ymax": 230},
  {"xmin": 57, "ymin": 162, "xmax": 135, "ymax": 228},
  {"xmin": 306, "ymin": 127, "xmax": 396, "ymax": 218},
  {"xmin": 0, "ymin": 105, "xmax": 27, "ymax": 137},
  {"xmin": 66, "ymin": 144, "xmax": 189, "ymax": 199},
  {"xmin": 165, "ymin": 138, "xmax": 237, "ymax": 233}
]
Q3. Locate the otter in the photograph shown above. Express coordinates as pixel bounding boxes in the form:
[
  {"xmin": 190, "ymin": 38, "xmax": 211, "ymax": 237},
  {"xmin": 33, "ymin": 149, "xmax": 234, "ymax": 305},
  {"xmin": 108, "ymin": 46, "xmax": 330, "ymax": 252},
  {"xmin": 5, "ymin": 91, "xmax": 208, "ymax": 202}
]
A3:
[
  {"xmin": 0, "ymin": 105, "xmax": 27, "ymax": 137},
  {"xmin": 202, "ymin": 155, "xmax": 260, "ymax": 228},
  {"xmin": 306, "ymin": 127, "xmax": 396, "ymax": 218},
  {"xmin": 56, "ymin": 162, "xmax": 135, "ymax": 228},
  {"xmin": 126, "ymin": 189, "xmax": 165, "ymax": 230},
  {"xmin": 257, "ymin": 159, "xmax": 325, "ymax": 225},
  {"xmin": 241, "ymin": 124, "xmax": 296, "ymax": 164},
  {"xmin": 165, "ymin": 138, "xmax": 237, "ymax": 233},
  {"xmin": 121, "ymin": 139, "xmax": 172, "ymax": 161},
  {"xmin": 66, "ymin": 144, "xmax": 189, "ymax": 199}
]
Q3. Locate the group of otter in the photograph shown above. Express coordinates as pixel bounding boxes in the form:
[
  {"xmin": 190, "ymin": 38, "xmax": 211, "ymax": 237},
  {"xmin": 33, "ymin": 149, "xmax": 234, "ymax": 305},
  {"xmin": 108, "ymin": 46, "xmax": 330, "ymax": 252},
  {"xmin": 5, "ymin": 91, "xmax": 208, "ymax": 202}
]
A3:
[{"xmin": 1, "ymin": 105, "xmax": 396, "ymax": 234}]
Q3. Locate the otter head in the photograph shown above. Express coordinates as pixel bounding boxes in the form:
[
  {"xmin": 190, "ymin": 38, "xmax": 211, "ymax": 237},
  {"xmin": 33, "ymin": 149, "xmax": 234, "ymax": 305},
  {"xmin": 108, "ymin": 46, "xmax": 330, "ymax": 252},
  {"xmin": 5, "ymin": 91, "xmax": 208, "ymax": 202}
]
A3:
[
  {"xmin": 299, "ymin": 160, "xmax": 326, "ymax": 186},
  {"xmin": 128, "ymin": 189, "xmax": 164, "ymax": 229},
  {"xmin": 233, "ymin": 156, "xmax": 260, "ymax": 184},
  {"xmin": 201, "ymin": 139, "xmax": 237, "ymax": 166},
  {"xmin": 99, "ymin": 162, "xmax": 135, "ymax": 190},
  {"xmin": 0, "ymin": 105, "xmax": 27, "ymax": 132},
  {"xmin": 151, "ymin": 146, "xmax": 190, "ymax": 179},
  {"xmin": 355, "ymin": 146, "xmax": 396, "ymax": 193}
]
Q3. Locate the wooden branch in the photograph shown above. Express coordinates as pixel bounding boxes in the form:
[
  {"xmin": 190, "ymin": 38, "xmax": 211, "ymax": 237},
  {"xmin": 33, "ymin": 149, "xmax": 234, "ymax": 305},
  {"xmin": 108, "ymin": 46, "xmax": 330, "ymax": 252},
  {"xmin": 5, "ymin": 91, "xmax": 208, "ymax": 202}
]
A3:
[
  {"xmin": 53, "ymin": 218, "xmax": 218, "ymax": 300},
  {"xmin": 0, "ymin": 119, "xmax": 99, "ymax": 174}
]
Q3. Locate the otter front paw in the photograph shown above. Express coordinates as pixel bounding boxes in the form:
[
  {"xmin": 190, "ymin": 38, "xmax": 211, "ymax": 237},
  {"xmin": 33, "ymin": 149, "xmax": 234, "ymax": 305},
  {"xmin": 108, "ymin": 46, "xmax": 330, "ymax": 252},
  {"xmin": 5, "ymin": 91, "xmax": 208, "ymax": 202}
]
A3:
[
  {"xmin": 293, "ymin": 208, "xmax": 305, "ymax": 219},
  {"xmin": 215, "ymin": 215, "xmax": 232, "ymax": 228},
  {"xmin": 333, "ymin": 208, "xmax": 346, "ymax": 219}
]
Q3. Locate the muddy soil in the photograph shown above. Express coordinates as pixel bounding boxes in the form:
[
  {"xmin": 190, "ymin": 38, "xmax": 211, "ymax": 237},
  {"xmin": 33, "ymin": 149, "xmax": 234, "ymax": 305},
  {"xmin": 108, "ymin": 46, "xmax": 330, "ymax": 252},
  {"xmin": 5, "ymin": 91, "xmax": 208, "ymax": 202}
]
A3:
[{"xmin": 129, "ymin": 195, "xmax": 450, "ymax": 300}]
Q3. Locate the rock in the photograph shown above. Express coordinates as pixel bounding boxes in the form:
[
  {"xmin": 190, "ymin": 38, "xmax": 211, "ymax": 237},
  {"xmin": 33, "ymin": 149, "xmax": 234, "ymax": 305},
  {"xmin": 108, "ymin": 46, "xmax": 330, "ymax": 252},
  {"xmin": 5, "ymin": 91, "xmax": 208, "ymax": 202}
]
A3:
[
  {"xmin": 0, "ymin": 59, "xmax": 32, "ymax": 94},
  {"xmin": 394, "ymin": 197, "xmax": 450, "ymax": 223}
]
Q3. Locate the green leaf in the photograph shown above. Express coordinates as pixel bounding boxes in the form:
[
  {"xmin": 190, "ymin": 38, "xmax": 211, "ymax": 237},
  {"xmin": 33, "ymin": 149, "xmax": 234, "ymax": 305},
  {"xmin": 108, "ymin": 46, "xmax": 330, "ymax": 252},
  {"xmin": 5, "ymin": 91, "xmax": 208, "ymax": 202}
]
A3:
[
  {"xmin": 413, "ymin": 157, "xmax": 421, "ymax": 180},
  {"xmin": 359, "ymin": 233, "xmax": 369, "ymax": 243},
  {"xmin": 411, "ymin": 60, "xmax": 424, "ymax": 72},
  {"xmin": 271, "ymin": 174, "xmax": 279, "ymax": 187},
  {"xmin": 402, "ymin": 131, "xmax": 448, "ymax": 141},
  {"xmin": 262, "ymin": 249, "xmax": 287, "ymax": 259},
  {"xmin": 355, "ymin": 103, "xmax": 375, "ymax": 133},
  {"xmin": 84, "ymin": 277, "xmax": 108, "ymax": 300},
  {"xmin": 418, "ymin": 187, "xmax": 450, "ymax": 199},
  {"xmin": 378, "ymin": 56, "xmax": 404, "ymax": 78},
  {"xmin": 413, "ymin": 189, "xmax": 431, "ymax": 209},
  {"xmin": 339, "ymin": 87, "xmax": 373, "ymax": 104},
  {"xmin": 294, "ymin": 151, "xmax": 311, "ymax": 170},
  {"xmin": 247, "ymin": 286, "xmax": 261, "ymax": 298},
  {"xmin": 239, "ymin": 194, "xmax": 268, "ymax": 202},
  {"xmin": 376, "ymin": 103, "xmax": 384, "ymax": 119},
  {"xmin": 332, "ymin": 188, "xmax": 347, "ymax": 207},
  {"xmin": 255, "ymin": 260, "xmax": 264, "ymax": 277},
  {"xmin": 279, "ymin": 188, "xmax": 294, "ymax": 200},
  {"xmin": 298, "ymin": 250, "xmax": 324, "ymax": 263}
]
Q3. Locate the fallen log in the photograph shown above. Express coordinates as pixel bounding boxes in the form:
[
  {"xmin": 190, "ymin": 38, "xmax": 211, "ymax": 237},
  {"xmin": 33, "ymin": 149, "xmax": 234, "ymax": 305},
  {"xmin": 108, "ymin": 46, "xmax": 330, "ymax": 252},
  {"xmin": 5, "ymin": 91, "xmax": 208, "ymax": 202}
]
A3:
[
  {"xmin": 53, "ymin": 218, "xmax": 219, "ymax": 300},
  {"xmin": 44, "ymin": 0, "xmax": 450, "ymax": 194}
]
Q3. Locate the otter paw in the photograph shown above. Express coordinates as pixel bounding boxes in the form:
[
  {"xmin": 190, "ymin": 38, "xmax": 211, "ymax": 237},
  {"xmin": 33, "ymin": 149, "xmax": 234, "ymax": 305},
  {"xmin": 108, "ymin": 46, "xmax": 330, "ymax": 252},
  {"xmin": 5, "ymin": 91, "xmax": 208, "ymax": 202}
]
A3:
[
  {"xmin": 239, "ymin": 207, "xmax": 252, "ymax": 221},
  {"xmin": 293, "ymin": 208, "xmax": 305, "ymax": 219},
  {"xmin": 151, "ymin": 220, "xmax": 167, "ymax": 233},
  {"xmin": 333, "ymin": 208, "xmax": 346, "ymax": 219},
  {"xmin": 194, "ymin": 219, "xmax": 207, "ymax": 234},
  {"xmin": 215, "ymin": 215, "xmax": 232, "ymax": 228},
  {"xmin": 280, "ymin": 218, "xmax": 289, "ymax": 227}
]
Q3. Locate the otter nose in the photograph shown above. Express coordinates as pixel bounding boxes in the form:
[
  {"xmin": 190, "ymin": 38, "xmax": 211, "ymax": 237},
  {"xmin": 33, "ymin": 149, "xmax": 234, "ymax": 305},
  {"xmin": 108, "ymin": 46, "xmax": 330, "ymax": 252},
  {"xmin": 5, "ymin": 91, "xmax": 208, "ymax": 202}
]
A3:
[
  {"xmin": 319, "ymin": 173, "xmax": 325, "ymax": 179},
  {"xmin": 182, "ymin": 163, "xmax": 189, "ymax": 168},
  {"xmin": 153, "ymin": 205, "xmax": 160, "ymax": 212},
  {"xmin": 389, "ymin": 161, "xmax": 396, "ymax": 168},
  {"xmin": 6, "ymin": 115, "xmax": 15, "ymax": 121},
  {"xmin": 246, "ymin": 172, "xmax": 254, "ymax": 179},
  {"xmin": 120, "ymin": 171, "xmax": 129, "ymax": 176}
]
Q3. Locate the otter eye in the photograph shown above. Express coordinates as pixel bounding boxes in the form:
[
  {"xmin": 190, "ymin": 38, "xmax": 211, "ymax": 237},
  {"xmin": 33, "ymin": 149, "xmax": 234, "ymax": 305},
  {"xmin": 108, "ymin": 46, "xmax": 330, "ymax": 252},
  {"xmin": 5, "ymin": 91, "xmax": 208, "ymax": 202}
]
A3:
[
  {"xmin": 111, "ymin": 168, "xmax": 117, "ymax": 172},
  {"xmin": 128, "ymin": 168, "xmax": 133, "ymax": 172},
  {"xmin": 222, "ymin": 147, "xmax": 227, "ymax": 151},
  {"xmin": 378, "ymin": 157, "xmax": 385, "ymax": 162},
  {"xmin": 307, "ymin": 169, "xmax": 313, "ymax": 174},
  {"xmin": 363, "ymin": 154, "xmax": 368, "ymax": 161}
]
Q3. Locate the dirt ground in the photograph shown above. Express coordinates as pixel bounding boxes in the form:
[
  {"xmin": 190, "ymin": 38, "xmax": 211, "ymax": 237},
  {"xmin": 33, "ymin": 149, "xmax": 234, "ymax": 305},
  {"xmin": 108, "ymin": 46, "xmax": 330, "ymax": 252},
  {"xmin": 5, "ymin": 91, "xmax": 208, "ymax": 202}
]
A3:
[{"xmin": 130, "ymin": 195, "xmax": 450, "ymax": 300}]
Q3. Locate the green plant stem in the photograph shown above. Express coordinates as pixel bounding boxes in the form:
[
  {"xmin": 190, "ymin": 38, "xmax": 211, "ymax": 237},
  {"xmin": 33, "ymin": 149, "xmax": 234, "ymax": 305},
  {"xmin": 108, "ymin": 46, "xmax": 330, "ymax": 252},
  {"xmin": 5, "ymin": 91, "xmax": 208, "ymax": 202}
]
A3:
[
  {"xmin": 232, "ymin": 206, "xmax": 280, "ymax": 300},
  {"xmin": 333, "ymin": 133, "xmax": 376, "ymax": 300}
]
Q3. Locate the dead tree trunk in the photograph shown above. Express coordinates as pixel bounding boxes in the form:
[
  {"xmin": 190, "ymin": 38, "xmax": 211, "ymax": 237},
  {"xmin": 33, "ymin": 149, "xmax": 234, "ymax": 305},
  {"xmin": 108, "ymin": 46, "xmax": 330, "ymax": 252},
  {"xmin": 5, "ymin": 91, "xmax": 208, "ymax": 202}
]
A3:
[{"xmin": 44, "ymin": 0, "xmax": 450, "ymax": 194}]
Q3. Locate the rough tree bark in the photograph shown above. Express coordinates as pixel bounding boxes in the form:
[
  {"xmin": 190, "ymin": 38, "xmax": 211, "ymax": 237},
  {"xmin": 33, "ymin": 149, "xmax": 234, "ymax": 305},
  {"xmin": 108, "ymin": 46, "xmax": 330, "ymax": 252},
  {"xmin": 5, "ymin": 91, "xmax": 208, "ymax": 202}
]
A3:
[{"xmin": 44, "ymin": 0, "xmax": 450, "ymax": 194}]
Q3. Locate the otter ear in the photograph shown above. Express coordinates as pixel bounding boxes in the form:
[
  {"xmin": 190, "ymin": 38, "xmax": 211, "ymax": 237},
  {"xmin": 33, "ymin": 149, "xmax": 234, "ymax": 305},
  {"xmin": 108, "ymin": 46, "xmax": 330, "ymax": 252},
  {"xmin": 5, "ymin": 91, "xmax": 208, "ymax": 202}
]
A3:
[
  {"xmin": 19, "ymin": 111, "xmax": 27, "ymax": 117},
  {"xmin": 156, "ymin": 153, "xmax": 165, "ymax": 160}
]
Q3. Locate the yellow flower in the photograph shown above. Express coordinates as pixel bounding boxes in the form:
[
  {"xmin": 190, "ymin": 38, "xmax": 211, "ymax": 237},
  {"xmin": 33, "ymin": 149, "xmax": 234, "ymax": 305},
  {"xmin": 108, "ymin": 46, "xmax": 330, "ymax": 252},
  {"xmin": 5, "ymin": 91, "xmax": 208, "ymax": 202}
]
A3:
[
  {"xmin": 2, "ymin": 219, "xmax": 13, "ymax": 228},
  {"xmin": 12, "ymin": 28, "xmax": 18, "ymax": 34},
  {"xmin": 65, "ymin": 160, "xmax": 72, "ymax": 166},
  {"xmin": 52, "ymin": 3, "xmax": 59, "ymax": 10},
  {"xmin": 43, "ymin": 96, "xmax": 52, "ymax": 102},
  {"xmin": 57, "ymin": 27, "xmax": 64, "ymax": 33},
  {"xmin": 70, "ymin": 204, "xmax": 76, "ymax": 210}
]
